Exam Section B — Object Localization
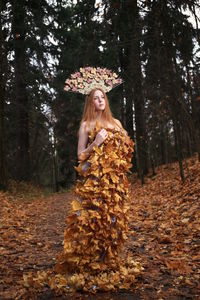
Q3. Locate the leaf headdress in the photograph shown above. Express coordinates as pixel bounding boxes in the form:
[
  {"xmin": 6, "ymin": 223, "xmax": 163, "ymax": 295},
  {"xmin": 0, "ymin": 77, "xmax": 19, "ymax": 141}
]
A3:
[{"xmin": 64, "ymin": 67, "xmax": 123, "ymax": 95}]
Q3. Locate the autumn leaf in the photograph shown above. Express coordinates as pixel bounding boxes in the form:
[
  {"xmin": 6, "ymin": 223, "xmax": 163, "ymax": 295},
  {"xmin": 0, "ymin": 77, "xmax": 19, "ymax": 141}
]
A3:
[
  {"xmin": 71, "ymin": 199, "xmax": 82, "ymax": 211},
  {"xmin": 2, "ymin": 128, "xmax": 200, "ymax": 298}
]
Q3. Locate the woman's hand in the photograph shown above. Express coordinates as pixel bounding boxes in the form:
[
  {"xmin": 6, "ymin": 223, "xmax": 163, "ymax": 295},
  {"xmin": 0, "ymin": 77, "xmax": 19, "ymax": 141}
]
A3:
[
  {"xmin": 77, "ymin": 124, "xmax": 108, "ymax": 161},
  {"xmin": 94, "ymin": 128, "xmax": 108, "ymax": 146}
]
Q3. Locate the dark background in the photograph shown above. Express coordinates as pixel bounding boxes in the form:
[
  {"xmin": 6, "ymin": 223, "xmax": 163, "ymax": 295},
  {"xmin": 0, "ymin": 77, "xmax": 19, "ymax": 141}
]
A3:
[{"xmin": 0, "ymin": 0, "xmax": 200, "ymax": 191}]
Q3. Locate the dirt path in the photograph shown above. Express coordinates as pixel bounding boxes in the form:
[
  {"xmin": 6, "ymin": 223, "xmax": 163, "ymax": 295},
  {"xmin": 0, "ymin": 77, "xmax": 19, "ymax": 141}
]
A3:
[
  {"xmin": 1, "ymin": 159, "xmax": 200, "ymax": 299},
  {"xmin": 1, "ymin": 193, "xmax": 141, "ymax": 300},
  {"xmin": 1, "ymin": 192, "xmax": 72, "ymax": 299}
]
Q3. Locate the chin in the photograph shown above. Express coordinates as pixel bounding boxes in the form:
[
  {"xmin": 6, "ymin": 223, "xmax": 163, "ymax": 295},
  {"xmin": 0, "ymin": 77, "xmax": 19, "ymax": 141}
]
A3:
[{"xmin": 96, "ymin": 106, "xmax": 105, "ymax": 112}]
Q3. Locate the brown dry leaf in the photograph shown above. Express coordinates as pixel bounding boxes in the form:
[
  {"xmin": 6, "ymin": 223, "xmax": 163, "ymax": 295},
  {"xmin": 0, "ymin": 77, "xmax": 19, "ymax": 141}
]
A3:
[
  {"xmin": 165, "ymin": 259, "xmax": 192, "ymax": 274},
  {"xmin": 71, "ymin": 199, "xmax": 82, "ymax": 211},
  {"xmin": 1, "ymin": 131, "xmax": 200, "ymax": 298}
]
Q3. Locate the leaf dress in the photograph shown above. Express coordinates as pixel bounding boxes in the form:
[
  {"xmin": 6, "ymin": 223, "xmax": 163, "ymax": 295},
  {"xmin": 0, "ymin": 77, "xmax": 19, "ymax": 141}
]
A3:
[{"xmin": 53, "ymin": 125, "xmax": 142, "ymax": 292}]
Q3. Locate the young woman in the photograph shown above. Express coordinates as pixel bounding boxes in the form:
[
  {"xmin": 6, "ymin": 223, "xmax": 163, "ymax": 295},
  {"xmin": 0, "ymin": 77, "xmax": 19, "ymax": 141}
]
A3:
[
  {"xmin": 55, "ymin": 85, "xmax": 134, "ymax": 272},
  {"xmin": 77, "ymin": 88, "xmax": 124, "ymax": 162},
  {"xmin": 54, "ymin": 68, "xmax": 139, "ymax": 292}
]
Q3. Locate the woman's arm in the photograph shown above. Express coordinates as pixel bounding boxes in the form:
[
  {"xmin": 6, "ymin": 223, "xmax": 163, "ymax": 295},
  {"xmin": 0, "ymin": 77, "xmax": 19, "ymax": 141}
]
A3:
[
  {"xmin": 77, "ymin": 122, "xmax": 96, "ymax": 161},
  {"xmin": 77, "ymin": 122, "xmax": 108, "ymax": 161}
]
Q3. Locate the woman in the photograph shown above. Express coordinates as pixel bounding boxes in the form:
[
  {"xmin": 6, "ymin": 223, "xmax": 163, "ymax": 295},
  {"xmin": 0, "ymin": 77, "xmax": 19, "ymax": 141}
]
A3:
[
  {"xmin": 54, "ymin": 68, "xmax": 140, "ymax": 292},
  {"xmin": 78, "ymin": 88, "xmax": 124, "ymax": 162}
]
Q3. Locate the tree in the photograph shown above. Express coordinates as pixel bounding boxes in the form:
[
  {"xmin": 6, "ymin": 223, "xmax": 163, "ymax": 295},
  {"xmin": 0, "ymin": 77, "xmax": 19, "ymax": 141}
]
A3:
[
  {"xmin": 52, "ymin": 0, "xmax": 103, "ymax": 187},
  {"xmin": 1, "ymin": 0, "xmax": 200, "ymax": 188},
  {"xmin": 12, "ymin": 0, "xmax": 30, "ymax": 181},
  {"xmin": 102, "ymin": 0, "xmax": 148, "ymax": 182},
  {"xmin": 143, "ymin": 0, "xmax": 200, "ymax": 180},
  {"xmin": 0, "ymin": 0, "xmax": 7, "ymax": 190},
  {"xmin": 5, "ymin": 0, "xmax": 58, "ymax": 185}
]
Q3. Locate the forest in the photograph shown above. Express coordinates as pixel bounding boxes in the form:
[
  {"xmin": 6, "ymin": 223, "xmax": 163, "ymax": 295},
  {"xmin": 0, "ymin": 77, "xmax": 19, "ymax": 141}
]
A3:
[
  {"xmin": 0, "ymin": 0, "xmax": 200, "ymax": 299},
  {"xmin": 0, "ymin": 0, "xmax": 199, "ymax": 190}
]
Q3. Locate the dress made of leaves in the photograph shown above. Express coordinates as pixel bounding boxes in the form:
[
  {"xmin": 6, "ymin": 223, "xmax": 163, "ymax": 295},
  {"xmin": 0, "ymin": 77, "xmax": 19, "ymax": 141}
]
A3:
[
  {"xmin": 24, "ymin": 125, "xmax": 142, "ymax": 293},
  {"xmin": 52, "ymin": 126, "xmax": 142, "ymax": 292}
]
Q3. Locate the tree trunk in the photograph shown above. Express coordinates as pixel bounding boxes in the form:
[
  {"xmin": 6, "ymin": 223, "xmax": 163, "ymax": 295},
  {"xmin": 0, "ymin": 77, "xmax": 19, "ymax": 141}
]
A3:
[
  {"xmin": 119, "ymin": 0, "xmax": 148, "ymax": 183},
  {"xmin": 160, "ymin": 123, "xmax": 167, "ymax": 165},
  {"xmin": 185, "ymin": 63, "xmax": 200, "ymax": 159},
  {"xmin": 118, "ymin": 34, "xmax": 137, "ymax": 172},
  {"xmin": 12, "ymin": 0, "xmax": 30, "ymax": 181},
  {"xmin": 124, "ymin": 82, "xmax": 137, "ymax": 173},
  {"xmin": 161, "ymin": 0, "xmax": 185, "ymax": 181},
  {"xmin": 131, "ymin": 1, "xmax": 148, "ymax": 182},
  {"xmin": 0, "ymin": 1, "xmax": 7, "ymax": 190},
  {"xmin": 173, "ymin": 117, "xmax": 185, "ymax": 182}
]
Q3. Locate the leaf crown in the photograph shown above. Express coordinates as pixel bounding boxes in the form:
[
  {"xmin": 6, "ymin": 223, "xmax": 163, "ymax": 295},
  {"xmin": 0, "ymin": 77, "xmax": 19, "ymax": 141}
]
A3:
[{"xmin": 64, "ymin": 67, "xmax": 123, "ymax": 95}]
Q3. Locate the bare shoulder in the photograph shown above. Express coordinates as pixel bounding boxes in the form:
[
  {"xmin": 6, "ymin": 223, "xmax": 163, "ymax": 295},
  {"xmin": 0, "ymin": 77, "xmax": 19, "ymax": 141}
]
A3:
[
  {"xmin": 80, "ymin": 121, "xmax": 86, "ymax": 129},
  {"xmin": 114, "ymin": 118, "xmax": 128, "ymax": 134},
  {"xmin": 114, "ymin": 118, "xmax": 123, "ymax": 128},
  {"xmin": 79, "ymin": 121, "xmax": 87, "ymax": 135}
]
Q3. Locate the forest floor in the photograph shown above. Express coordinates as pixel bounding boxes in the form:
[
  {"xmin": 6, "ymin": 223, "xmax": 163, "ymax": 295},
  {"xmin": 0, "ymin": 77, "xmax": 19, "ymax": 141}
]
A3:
[{"xmin": 0, "ymin": 155, "xmax": 200, "ymax": 300}]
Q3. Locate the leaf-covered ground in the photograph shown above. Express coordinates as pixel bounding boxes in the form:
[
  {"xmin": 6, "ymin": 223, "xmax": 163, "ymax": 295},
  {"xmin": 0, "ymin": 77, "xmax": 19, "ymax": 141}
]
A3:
[{"xmin": 0, "ymin": 156, "xmax": 200, "ymax": 299}]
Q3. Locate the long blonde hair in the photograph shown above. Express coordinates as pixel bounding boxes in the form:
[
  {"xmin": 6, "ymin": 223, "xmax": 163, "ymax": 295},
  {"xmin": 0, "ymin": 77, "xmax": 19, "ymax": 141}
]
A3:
[{"xmin": 80, "ymin": 88, "xmax": 120, "ymax": 132}]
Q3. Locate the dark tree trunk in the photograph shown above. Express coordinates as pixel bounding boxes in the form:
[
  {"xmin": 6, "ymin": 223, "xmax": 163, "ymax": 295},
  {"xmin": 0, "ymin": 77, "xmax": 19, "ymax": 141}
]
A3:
[
  {"xmin": 0, "ymin": 88, "xmax": 7, "ymax": 191},
  {"xmin": 119, "ymin": 0, "xmax": 148, "ymax": 183},
  {"xmin": 183, "ymin": 62, "xmax": 200, "ymax": 160},
  {"xmin": 151, "ymin": 160, "xmax": 156, "ymax": 176},
  {"xmin": 120, "ymin": 90, "xmax": 126, "ymax": 129},
  {"xmin": 173, "ymin": 116, "xmax": 185, "ymax": 182},
  {"xmin": 0, "ymin": 1, "xmax": 7, "ymax": 190},
  {"xmin": 170, "ymin": 82, "xmax": 185, "ymax": 182},
  {"xmin": 124, "ymin": 82, "xmax": 137, "ymax": 173},
  {"xmin": 131, "ymin": 1, "xmax": 148, "ymax": 182},
  {"xmin": 161, "ymin": 0, "xmax": 185, "ymax": 181},
  {"xmin": 13, "ymin": 0, "xmax": 30, "ymax": 181},
  {"xmin": 160, "ymin": 124, "xmax": 167, "ymax": 165},
  {"xmin": 118, "ymin": 34, "xmax": 137, "ymax": 172},
  {"xmin": 125, "ymin": 84, "xmax": 134, "ymax": 139}
]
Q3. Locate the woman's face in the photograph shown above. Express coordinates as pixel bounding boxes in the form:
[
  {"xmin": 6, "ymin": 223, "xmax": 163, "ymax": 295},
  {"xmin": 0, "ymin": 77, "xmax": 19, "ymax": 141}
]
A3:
[{"xmin": 93, "ymin": 90, "xmax": 106, "ymax": 111}]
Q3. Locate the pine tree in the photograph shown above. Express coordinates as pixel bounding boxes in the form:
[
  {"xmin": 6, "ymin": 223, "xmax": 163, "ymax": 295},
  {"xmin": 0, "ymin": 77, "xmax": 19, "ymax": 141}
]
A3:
[
  {"xmin": 52, "ymin": 0, "xmax": 103, "ymax": 187},
  {"xmin": 0, "ymin": 0, "xmax": 7, "ymax": 190}
]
